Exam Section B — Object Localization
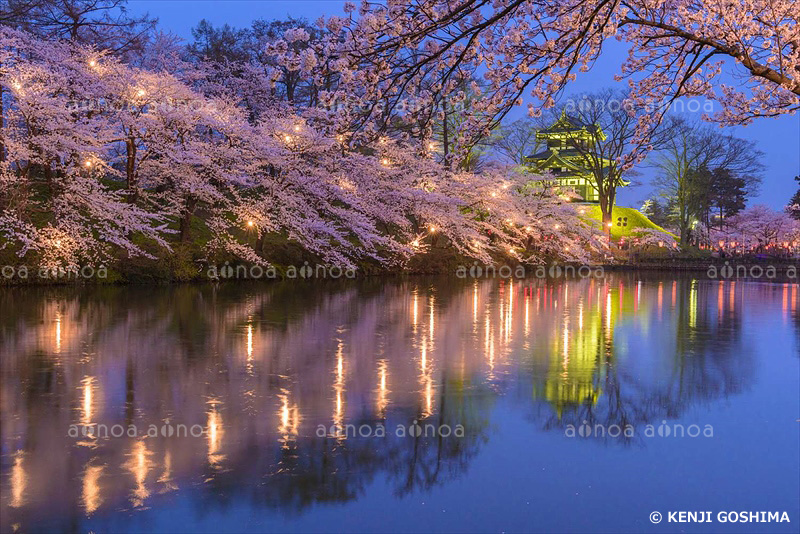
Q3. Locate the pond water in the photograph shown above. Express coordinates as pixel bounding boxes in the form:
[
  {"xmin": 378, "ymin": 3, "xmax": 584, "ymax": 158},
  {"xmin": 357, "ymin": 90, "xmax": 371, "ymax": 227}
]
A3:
[{"xmin": 1, "ymin": 275, "xmax": 798, "ymax": 533}]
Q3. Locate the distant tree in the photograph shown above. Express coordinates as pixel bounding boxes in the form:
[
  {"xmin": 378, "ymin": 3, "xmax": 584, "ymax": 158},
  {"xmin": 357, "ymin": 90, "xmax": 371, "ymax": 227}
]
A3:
[
  {"xmin": 0, "ymin": 0, "xmax": 156, "ymax": 56},
  {"xmin": 655, "ymin": 120, "xmax": 763, "ymax": 246},
  {"xmin": 709, "ymin": 168, "xmax": 747, "ymax": 227},
  {"xmin": 788, "ymin": 176, "xmax": 800, "ymax": 220},
  {"xmin": 640, "ymin": 197, "xmax": 671, "ymax": 228},
  {"xmin": 187, "ymin": 19, "xmax": 254, "ymax": 64},
  {"xmin": 252, "ymin": 17, "xmax": 327, "ymax": 106},
  {"xmin": 487, "ymin": 117, "xmax": 545, "ymax": 165},
  {"xmin": 684, "ymin": 166, "xmax": 747, "ymax": 234}
]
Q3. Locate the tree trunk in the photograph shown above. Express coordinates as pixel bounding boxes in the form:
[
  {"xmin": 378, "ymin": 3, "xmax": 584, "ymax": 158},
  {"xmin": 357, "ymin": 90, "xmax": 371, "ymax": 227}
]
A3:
[
  {"xmin": 598, "ymin": 188, "xmax": 613, "ymax": 227},
  {"xmin": 179, "ymin": 197, "xmax": 198, "ymax": 243},
  {"xmin": 126, "ymin": 138, "xmax": 138, "ymax": 203},
  {"xmin": 255, "ymin": 232, "xmax": 266, "ymax": 254},
  {"xmin": 595, "ymin": 170, "xmax": 615, "ymax": 227}
]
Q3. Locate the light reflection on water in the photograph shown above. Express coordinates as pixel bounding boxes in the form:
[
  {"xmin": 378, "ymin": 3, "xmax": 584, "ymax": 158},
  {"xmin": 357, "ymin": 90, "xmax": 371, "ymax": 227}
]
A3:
[{"xmin": 0, "ymin": 275, "xmax": 798, "ymax": 533}]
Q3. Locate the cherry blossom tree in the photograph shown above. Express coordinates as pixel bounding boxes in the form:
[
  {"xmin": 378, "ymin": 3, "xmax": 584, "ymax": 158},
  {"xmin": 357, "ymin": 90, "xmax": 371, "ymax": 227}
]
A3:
[
  {"xmin": 289, "ymin": 0, "xmax": 798, "ymax": 153},
  {"xmin": 711, "ymin": 205, "xmax": 799, "ymax": 251},
  {"xmin": 238, "ymin": 108, "xmax": 604, "ymax": 267},
  {"xmin": 0, "ymin": 29, "xmax": 171, "ymax": 268},
  {"xmin": 2, "ymin": 27, "xmax": 606, "ymax": 275}
]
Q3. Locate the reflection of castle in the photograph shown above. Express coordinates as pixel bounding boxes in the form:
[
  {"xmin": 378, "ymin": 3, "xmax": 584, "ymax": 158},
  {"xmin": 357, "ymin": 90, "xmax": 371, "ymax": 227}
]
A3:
[
  {"xmin": 532, "ymin": 285, "xmax": 638, "ymax": 417},
  {"xmin": 539, "ymin": 315, "xmax": 604, "ymax": 418}
]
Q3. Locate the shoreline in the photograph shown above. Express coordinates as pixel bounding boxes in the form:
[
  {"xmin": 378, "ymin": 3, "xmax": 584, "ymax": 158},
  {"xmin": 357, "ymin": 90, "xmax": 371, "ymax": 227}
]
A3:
[{"xmin": 1, "ymin": 258, "xmax": 798, "ymax": 287}]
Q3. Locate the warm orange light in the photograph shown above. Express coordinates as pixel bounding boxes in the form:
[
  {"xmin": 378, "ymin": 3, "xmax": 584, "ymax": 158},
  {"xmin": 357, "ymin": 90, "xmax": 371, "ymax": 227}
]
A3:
[
  {"xmin": 429, "ymin": 225, "xmax": 436, "ymax": 233},
  {"xmin": 247, "ymin": 221, "xmax": 254, "ymax": 227}
]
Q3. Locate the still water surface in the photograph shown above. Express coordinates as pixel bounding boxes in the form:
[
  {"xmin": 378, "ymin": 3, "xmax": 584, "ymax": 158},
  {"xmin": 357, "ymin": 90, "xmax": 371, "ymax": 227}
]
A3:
[{"xmin": 1, "ymin": 275, "xmax": 798, "ymax": 533}]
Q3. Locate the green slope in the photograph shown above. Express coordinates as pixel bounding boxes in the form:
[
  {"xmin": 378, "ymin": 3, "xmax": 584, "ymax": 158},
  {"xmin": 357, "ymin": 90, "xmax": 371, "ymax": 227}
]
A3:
[{"xmin": 579, "ymin": 205, "xmax": 674, "ymax": 240}]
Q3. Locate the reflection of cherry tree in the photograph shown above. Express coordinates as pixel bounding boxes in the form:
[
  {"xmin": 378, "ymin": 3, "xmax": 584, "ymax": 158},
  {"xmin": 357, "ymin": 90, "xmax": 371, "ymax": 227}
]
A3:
[{"xmin": 1, "ymin": 276, "xmax": 766, "ymax": 529}]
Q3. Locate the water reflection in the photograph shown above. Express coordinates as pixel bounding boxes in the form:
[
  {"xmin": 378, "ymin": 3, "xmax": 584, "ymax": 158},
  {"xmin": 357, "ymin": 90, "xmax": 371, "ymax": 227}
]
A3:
[{"xmin": 0, "ymin": 275, "xmax": 797, "ymax": 532}]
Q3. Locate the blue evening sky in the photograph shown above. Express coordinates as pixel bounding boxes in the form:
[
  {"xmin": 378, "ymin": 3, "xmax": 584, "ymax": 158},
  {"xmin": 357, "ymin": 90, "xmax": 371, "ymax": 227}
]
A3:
[{"xmin": 127, "ymin": 0, "xmax": 799, "ymax": 210}]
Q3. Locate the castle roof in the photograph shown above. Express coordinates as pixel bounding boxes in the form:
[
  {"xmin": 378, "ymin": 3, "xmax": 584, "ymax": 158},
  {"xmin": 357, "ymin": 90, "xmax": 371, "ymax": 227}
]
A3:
[{"xmin": 526, "ymin": 148, "xmax": 585, "ymax": 160}]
